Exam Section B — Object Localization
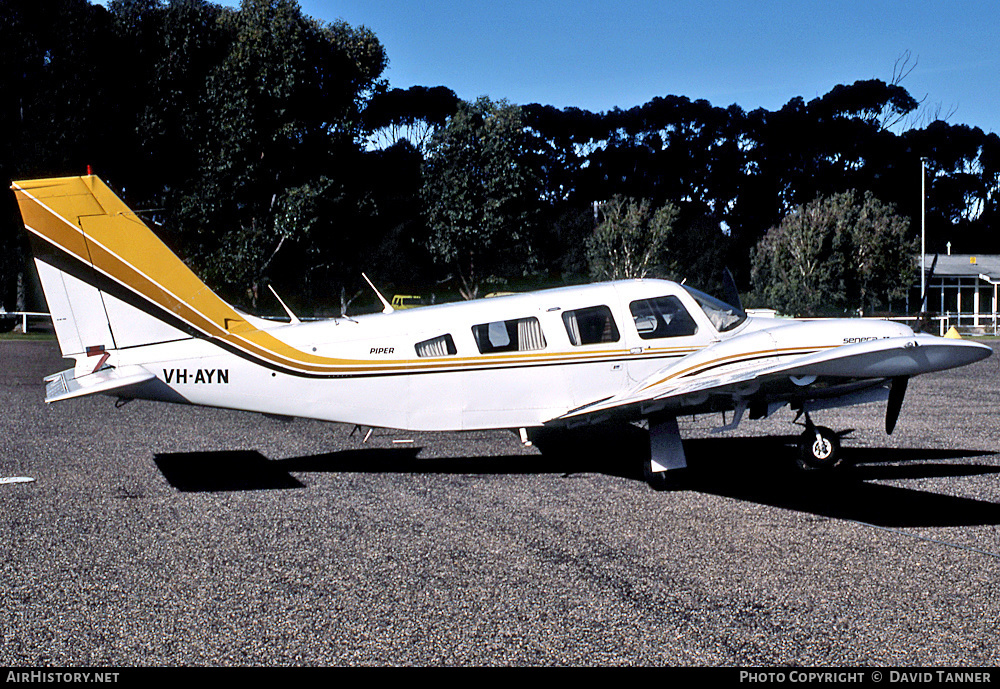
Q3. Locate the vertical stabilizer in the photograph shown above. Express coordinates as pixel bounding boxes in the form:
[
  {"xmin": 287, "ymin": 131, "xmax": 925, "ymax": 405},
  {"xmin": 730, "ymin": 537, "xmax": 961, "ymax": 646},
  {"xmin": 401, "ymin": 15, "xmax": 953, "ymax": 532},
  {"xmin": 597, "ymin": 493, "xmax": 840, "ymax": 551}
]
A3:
[
  {"xmin": 12, "ymin": 176, "xmax": 192, "ymax": 358},
  {"xmin": 32, "ymin": 251, "xmax": 116, "ymax": 358},
  {"xmin": 13, "ymin": 175, "xmax": 348, "ymax": 379}
]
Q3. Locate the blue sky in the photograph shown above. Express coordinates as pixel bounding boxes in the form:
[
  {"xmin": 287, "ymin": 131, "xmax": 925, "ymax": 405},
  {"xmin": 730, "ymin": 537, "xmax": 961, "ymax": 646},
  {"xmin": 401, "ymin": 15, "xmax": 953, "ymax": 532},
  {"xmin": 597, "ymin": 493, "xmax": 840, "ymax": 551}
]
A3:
[
  {"xmin": 100, "ymin": 0, "xmax": 1000, "ymax": 134},
  {"xmin": 304, "ymin": 0, "xmax": 1000, "ymax": 135}
]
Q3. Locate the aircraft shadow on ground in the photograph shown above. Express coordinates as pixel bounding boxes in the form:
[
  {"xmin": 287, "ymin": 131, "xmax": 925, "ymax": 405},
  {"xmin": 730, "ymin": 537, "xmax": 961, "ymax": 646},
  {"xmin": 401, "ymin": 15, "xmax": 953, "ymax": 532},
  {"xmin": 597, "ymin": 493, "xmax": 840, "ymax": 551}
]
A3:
[
  {"xmin": 154, "ymin": 446, "xmax": 579, "ymax": 493},
  {"xmin": 675, "ymin": 435, "xmax": 1000, "ymax": 528},
  {"xmin": 153, "ymin": 431, "xmax": 1000, "ymax": 528},
  {"xmin": 154, "ymin": 450, "xmax": 307, "ymax": 492}
]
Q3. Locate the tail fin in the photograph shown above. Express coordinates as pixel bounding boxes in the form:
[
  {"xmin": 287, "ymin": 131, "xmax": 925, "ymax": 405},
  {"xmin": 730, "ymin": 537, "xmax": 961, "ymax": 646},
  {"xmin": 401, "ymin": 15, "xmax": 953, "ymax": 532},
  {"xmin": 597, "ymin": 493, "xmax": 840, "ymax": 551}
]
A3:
[
  {"xmin": 14, "ymin": 175, "xmax": 343, "ymax": 383},
  {"xmin": 11, "ymin": 176, "xmax": 265, "ymax": 365}
]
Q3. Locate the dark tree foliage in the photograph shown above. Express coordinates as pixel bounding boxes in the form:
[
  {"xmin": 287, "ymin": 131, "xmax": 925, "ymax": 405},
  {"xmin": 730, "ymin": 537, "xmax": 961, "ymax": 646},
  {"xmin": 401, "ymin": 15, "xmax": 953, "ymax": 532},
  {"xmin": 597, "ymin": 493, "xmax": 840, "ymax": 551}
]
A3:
[
  {"xmin": 364, "ymin": 86, "xmax": 460, "ymax": 152},
  {"xmin": 421, "ymin": 97, "xmax": 541, "ymax": 299},
  {"xmin": 110, "ymin": 0, "xmax": 231, "ymax": 204},
  {"xmin": 903, "ymin": 122, "xmax": 1000, "ymax": 253},
  {"xmin": 0, "ymin": 0, "xmax": 124, "ymax": 181},
  {"xmin": 1, "ymin": 0, "xmax": 998, "ymax": 316},
  {"xmin": 810, "ymin": 79, "xmax": 920, "ymax": 129},
  {"xmin": 525, "ymin": 79, "xmax": 996, "ymax": 295},
  {"xmin": 131, "ymin": 0, "xmax": 391, "ymax": 307},
  {"xmin": 0, "ymin": 0, "xmax": 125, "ymax": 310}
]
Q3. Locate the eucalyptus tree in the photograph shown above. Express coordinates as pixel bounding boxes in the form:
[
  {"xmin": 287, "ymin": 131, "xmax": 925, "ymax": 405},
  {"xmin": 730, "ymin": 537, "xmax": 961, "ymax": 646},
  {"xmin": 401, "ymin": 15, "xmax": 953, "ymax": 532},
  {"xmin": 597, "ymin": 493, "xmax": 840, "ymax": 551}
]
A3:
[
  {"xmin": 170, "ymin": 0, "xmax": 388, "ymax": 300},
  {"xmin": 586, "ymin": 196, "xmax": 679, "ymax": 281},
  {"xmin": 0, "ymin": 0, "xmax": 122, "ymax": 311},
  {"xmin": 422, "ymin": 97, "xmax": 541, "ymax": 299},
  {"xmin": 751, "ymin": 190, "xmax": 915, "ymax": 316},
  {"xmin": 904, "ymin": 122, "xmax": 1000, "ymax": 253},
  {"xmin": 364, "ymin": 85, "xmax": 460, "ymax": 154}
]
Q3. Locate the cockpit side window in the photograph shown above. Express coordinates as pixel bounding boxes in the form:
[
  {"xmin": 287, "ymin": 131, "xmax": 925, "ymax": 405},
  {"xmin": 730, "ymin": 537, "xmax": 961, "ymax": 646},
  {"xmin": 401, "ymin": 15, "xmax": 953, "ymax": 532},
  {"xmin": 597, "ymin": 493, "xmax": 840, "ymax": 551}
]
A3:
[
  {"xmin": 682, "ymin": 286, "xmax": 747, "ymax": 332},
  {"xmin": 629, "ymin": 296, "xmax": 698, "ymax": 339},
  {"xmin": 562, "ymin": 305, "xmax": 620, "ymax": 346},
  {"xmin": 471, "ymin": 317, "xmax": 546, "ymax": 354}
]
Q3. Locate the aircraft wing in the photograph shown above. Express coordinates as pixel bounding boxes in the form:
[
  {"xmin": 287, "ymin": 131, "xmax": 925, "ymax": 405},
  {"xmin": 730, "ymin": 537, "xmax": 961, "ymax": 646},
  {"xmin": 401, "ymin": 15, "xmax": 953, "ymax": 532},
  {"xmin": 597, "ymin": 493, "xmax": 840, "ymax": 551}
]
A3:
[{"xmin": 557, "ymin": 333, "xmax": 991, "ymax": 422}]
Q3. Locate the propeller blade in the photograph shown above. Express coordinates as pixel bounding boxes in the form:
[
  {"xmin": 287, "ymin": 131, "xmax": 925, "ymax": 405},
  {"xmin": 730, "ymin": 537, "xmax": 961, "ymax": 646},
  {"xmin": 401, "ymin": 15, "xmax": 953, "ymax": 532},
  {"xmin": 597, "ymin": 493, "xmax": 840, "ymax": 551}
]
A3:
[
  {"xmin": 885, "ymin": 376, "xmax": 909, "ymax": 435},
  {"xmin": 921, "ymin": 253, "xmax": 938, "ymax": 310}
]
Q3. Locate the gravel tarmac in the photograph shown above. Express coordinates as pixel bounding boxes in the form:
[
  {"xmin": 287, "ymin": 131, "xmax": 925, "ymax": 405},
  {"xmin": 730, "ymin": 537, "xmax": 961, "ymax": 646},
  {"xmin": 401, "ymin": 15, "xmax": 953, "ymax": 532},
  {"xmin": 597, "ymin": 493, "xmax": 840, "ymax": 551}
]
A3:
[{"xmin": 2, "ymin": 339, "xmax": 999, "ymax": 667}]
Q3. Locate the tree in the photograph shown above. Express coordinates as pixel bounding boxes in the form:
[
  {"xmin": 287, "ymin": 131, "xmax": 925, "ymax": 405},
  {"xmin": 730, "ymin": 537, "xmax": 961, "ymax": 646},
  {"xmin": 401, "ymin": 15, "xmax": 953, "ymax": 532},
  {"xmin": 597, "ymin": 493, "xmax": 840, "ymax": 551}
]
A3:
[
  {"xmin": 586, "ymin": 196, "xmax": 679, "ymax": 281},
  {"xmin": 168, "ymin": 0, "xmax": 388, "ymax": 299},
  {"xmin": 522, "ymin": 103, "xmax": 609, "ymax": 205},
  {"xmin": 731, "ymin": 80, "xmax": 921, "ymax": 286},
  {"xmin": 810, "ymin": 79, "xmax": 919, "ymax": 131},
  {"xmin": 665, "ymin": 213, "xmax": 731, "ymax": 296},
  {"xmin": 422, "ymin": 97, "xmax": 540, "ymax": 299},
  {"xmin": 121, "ymin": 0, "xmax": 231, "ymax": 202},
  {"xmin": 364, "ymin": 85, "xmax": 460, "ymax": 153},
  {"xmin": 751, "ymin": 191, "xmax": 916, "ymax": 316},
  {"xmin": 0, "ymin": 0, "xmax": 122, "ymax": 311},
  {"xmin": 902, "ymin": 121, "xmax": 999, "ymax": 253}
]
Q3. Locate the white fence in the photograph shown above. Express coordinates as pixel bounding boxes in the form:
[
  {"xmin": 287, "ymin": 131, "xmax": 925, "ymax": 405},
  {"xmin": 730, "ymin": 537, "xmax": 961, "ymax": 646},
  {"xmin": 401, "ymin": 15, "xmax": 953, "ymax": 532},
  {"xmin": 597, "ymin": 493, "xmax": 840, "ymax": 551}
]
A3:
[
  {"xmin": 1, "ymin": 311, "xmax": 51, "ymax": 333},
  {"xmin": 917, "ymin": 313, "xmax": 1000, "ymax": 337},
  {"xmin": 3, "ymin": 310, "xmax": 998, "ymax": 338}
]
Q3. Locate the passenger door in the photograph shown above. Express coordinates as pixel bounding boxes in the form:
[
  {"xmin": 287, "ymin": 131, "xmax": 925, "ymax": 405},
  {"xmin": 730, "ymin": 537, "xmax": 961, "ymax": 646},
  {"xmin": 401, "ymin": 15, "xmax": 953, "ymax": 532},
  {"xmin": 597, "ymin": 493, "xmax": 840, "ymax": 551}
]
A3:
[{"xmin": 618, "ymin": 289, "xmax": 711, "ymax": 384}]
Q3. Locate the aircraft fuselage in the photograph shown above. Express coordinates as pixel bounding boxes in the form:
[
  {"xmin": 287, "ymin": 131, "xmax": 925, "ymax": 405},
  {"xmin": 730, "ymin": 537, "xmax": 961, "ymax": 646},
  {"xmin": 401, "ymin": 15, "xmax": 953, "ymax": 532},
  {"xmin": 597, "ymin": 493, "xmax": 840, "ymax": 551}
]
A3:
[{"xmin": 105, "ymin": 279, "xmax": 924, "ymax": 431}]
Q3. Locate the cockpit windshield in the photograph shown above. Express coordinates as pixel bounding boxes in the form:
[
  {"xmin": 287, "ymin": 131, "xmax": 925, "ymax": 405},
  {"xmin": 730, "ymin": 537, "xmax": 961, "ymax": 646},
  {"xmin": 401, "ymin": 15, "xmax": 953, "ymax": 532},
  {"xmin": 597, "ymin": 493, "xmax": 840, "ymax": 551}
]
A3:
[{"xmin": 682, "ymin": 286, "xmax": 747, "ymax": 332}]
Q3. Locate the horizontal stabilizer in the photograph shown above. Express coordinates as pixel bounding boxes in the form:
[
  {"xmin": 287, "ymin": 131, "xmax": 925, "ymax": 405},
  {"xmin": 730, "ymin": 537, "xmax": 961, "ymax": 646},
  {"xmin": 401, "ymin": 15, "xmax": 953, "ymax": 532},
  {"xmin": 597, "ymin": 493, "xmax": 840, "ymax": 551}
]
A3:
[{"xmin": 44, "ymin": 365, "xmax": 156, "ymax": 404}]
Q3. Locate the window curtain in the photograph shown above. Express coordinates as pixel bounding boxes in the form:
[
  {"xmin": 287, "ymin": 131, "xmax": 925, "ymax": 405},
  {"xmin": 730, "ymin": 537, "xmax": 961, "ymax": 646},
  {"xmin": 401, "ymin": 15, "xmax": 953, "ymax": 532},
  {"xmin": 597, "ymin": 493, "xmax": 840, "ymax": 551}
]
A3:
[{"xmin": 518, "ymin": 318, "xmax": 545, "ymax": 351}]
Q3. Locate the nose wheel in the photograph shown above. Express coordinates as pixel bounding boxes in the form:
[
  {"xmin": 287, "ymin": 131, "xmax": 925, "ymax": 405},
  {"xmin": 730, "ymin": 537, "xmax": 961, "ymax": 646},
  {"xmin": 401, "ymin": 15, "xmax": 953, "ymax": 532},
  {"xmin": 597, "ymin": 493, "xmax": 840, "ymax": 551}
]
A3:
[{"xmin": 795, "ymin": 413, "xmax": 843, "ymax": 470}]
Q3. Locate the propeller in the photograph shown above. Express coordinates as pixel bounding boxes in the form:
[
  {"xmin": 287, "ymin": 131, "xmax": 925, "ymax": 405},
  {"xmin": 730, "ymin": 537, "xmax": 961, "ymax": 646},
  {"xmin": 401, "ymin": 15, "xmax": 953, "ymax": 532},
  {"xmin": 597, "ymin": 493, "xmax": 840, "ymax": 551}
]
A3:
[
  {"xmin": 885, "ymin": 376, "xmax": 909, "ymax": 435},
  {"xmin": 888, "ymin": 253, "xmax": 926, "ymax": 430}
]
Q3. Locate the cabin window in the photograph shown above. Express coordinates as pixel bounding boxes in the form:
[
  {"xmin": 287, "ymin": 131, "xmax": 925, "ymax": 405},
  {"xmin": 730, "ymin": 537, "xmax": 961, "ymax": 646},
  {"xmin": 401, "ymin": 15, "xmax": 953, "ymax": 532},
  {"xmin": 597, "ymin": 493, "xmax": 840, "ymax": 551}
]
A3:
[
  {"xmin": 415, "ymin": 334, "xmax": 457, "ymax": 357},
  {"xmin": 629, "ymin": 296, "xmax": 698, "ymax": 339},
  {"xmin": 562, "ymin": 305, "xmax": 620, "ymax": 346},
  {"xmin": 471, "ymin": 317, "xmax": 546, "ymax": 354}
]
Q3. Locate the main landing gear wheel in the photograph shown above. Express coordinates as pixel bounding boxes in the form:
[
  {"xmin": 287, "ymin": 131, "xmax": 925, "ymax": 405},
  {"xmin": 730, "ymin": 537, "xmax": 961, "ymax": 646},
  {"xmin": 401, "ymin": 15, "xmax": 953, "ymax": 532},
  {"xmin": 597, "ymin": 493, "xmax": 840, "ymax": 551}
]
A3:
[{"xmin": 796, "ymin": 425, "xmax": 842, "ymax": 470}]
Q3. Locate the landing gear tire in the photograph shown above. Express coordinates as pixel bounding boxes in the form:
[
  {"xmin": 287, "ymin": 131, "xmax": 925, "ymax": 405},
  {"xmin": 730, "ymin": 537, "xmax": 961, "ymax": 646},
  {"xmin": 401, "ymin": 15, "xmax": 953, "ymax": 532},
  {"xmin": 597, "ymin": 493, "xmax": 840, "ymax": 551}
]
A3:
[{"xmin": 796, "ymin": 425, "xmax": 842, "ymax": 470}]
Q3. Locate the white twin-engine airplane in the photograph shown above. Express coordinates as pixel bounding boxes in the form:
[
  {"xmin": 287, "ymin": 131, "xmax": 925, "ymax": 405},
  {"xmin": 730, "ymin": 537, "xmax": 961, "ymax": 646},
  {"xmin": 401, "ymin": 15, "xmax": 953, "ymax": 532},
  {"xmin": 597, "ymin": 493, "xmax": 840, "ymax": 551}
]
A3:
[{"xmin": 13, "ymin": 175, "xmax": 993, "ymax": 487}]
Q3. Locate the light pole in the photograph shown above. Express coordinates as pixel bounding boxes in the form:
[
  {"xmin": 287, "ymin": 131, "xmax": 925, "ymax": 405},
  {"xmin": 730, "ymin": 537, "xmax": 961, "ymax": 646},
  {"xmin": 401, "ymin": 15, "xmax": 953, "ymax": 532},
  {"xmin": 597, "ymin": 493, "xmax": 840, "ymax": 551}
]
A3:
[{"xmin": 920, "ymin": 156, "xmax": 927, "ymax": 313}]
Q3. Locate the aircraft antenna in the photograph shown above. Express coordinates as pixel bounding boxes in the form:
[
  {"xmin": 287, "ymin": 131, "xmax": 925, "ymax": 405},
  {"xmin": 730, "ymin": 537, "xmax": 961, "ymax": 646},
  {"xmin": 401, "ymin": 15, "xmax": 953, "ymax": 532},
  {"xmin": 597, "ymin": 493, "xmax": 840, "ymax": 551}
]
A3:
[
  {"xmin": 267, "ymin": 284, "xmax": 301, "ymax": 324},
  {"xmin": 362, "ymin": 273, "xmax": 394, "ymax": 314}
]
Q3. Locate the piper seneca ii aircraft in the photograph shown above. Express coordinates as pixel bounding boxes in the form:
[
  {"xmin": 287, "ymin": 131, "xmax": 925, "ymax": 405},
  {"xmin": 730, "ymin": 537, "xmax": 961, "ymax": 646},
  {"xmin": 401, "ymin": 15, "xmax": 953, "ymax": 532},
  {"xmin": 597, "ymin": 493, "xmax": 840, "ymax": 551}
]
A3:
[{"xmin": 12, "ymin": 175, "xmax": 993, "ymax": 487}]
